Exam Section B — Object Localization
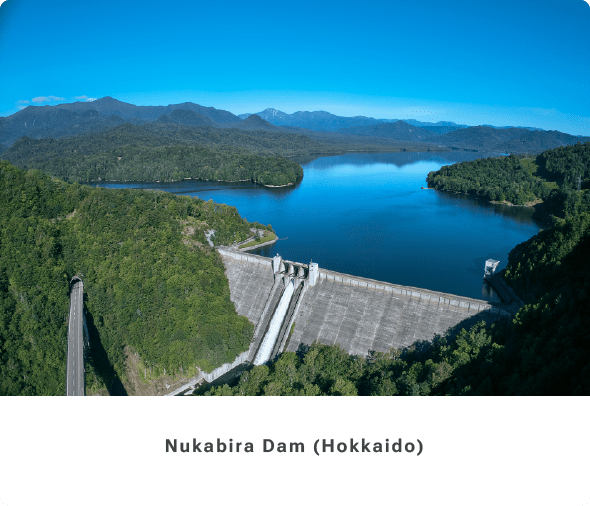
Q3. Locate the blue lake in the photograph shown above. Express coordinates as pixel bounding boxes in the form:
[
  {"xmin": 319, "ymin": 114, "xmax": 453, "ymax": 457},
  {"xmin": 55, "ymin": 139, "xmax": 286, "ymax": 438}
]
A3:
[{"xmin": 95, "ymin": 151, "xmax": 541, "ymax": 301}]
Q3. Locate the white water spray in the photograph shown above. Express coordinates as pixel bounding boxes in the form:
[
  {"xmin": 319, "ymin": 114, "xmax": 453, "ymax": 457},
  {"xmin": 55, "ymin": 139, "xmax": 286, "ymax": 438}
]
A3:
[{"xmin": 253, "ymin": 279, "xmax": 295, "ymax": 365}]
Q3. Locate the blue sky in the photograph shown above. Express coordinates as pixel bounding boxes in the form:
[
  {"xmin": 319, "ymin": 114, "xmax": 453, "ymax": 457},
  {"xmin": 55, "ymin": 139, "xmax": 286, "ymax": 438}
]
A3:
[{"xmin": 1, "ymin": 0, "xmax": 589, "ymax": 135}]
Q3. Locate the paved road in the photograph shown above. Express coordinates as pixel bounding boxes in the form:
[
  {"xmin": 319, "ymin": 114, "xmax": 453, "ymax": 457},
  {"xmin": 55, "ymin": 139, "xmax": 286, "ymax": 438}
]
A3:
[{"xmin": 66, "ymin": 280, "xmax": 84, "ymax": 396}]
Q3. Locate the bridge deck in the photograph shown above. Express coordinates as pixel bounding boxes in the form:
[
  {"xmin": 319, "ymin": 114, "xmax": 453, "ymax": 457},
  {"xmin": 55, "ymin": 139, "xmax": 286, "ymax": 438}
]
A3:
[{"xmin": 66, "ymin": 280, "xmax": 84, "ymax": 396}]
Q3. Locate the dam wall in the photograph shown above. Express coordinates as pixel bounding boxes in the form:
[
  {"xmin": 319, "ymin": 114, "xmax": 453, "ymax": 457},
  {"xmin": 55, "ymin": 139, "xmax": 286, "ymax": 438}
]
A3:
[{"xmin": 214, "ymin": 247, "xmax": 509, "ymax": 376}]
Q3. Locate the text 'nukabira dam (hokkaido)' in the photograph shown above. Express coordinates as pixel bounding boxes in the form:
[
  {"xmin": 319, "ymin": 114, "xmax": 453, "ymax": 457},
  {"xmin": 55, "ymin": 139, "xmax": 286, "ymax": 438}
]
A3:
[{"xmin": 170, "ymin": 247, "xmax": 511, "ymax": 394}]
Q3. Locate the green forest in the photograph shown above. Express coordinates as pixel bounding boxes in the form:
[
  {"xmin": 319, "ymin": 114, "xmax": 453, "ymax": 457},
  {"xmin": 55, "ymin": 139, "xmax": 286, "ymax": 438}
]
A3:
[
  {"xmin": 537, "ymin": 142, "xmax": 590, "ymax": 187},
  {"xmin": 202, "ymin": 143, "xmax": 590, "ymax": 396},
  {"xmin": 0, "ymin": 160, "xmax": 272, "ymax": 395},
  {"xmin": 2, "ymin": 123, "xmax": 326, "ymax": 158},
  {"xmin": 4, "ymin": 136, "xmax": 303, "ymax": 187},
  {"xmin": 426, "ymin": 154, "xmax": 551, "ymax": 205},
  {"xmin": 426, "ymin": 143, "xmax": 590, "ymax": 209}
]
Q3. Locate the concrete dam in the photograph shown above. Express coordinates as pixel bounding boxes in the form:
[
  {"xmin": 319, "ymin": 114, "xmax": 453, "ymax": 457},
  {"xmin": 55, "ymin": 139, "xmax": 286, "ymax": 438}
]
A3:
[{"xmin": 218, "ymin": 247, "xmax": 510, "ymax": 371}]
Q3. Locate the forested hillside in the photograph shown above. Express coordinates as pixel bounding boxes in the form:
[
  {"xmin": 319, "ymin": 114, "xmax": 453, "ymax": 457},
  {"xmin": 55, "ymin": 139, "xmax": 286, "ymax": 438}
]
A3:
[
  {"xmin": 2, "ymin": 122, "xmax": 327, "ymax": 159},
  {"xmin": 536, "ymin": 142, "xmax": 590, "ymax": 188},
  {"xmin": 426, "ymin": 143, "xmax": 590, "ymax": 209},
  {"xmin": 337, "ymin": 121, "xmax": 436, "ymax": 141},
  {"xmin": 3, "ymin": 140, "xmax": 303, "ymax": 186},
  {"xmin": 0, "ymin": 161, "xmax": 271, "ymax": 395},
  {"xmin": 426, "ymin": 154, "xmax": 551, "ymax": 205}
]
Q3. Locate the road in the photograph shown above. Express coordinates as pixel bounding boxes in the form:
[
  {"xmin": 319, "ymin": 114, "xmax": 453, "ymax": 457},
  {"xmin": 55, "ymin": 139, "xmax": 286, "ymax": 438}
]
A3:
[{"xmin": 66, "ymin": 280, "xmax": 84, "ymax": 396}]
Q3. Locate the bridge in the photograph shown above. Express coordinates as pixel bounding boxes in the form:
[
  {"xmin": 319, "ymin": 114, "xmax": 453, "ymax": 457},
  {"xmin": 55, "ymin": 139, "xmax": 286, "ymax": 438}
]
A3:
[{"xmin": 66, "ymin": 277, "xmax": 90, "ymax": 396}]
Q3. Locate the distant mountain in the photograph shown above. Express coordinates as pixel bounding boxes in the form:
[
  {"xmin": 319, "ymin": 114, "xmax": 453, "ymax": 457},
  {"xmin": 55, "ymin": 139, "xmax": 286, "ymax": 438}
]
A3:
[
  {"xmin": 0, "ymin": 106, "xmax": 145, "ymax": 146},
  {"xmin": 481, "ymin": 124, "xmax": 545, "ymax": 132},
  {"xmin": 162, "ymin": 102, "xmax": 241, "ymax": 125},
  {"xmin": 494, "ymin": 130, "xmax": 590, "ymax": 153},
  {"xmin": 431, "ymin": 126, "xmax": 524, "ymax": 150},
  {"xmin": 55, "ymin": 96, "xmax": 155, "ymax": 120},
  {"xmin": 231, "ymin": 114, "xmax": 287, "ymax": 132},
  {"xmin": 431, "ymin": 126, "xmax": 590, "ymax": 152},
  {"xmin": 411, "ymin": 125, "xmax": 464, "ymax": 135},
  {"xmin": 241, "ymin": 108, "xmax": 388, "ymax": 131},
  {"xmin": 337, "ymin": 121, "xmax": 437, "ymax": 142},
  {"xmin": 155, "ymin": 109, "xmax": 218, "ymax": 127},
  {"xmin": 241, "ymin": 111, "xmax": 547, "ymax": 136},
  {"xmin": 1, "ymin": 107, "xmax": 86, "ymax": 146},
  {"xmin": 56, "ymin": 96, "xmax": 242, "ymax": 124},
  {"xmin": 0, "ymin": 97, "xmax": 242, "ymax": 147},
  {"xmin": 406, "ymin": 120, "xmax": 467, "ymax": 127},
  {"xmin": 238, "ymin": 108, "xmax": 291, "ymax": 123},
  {"xmin": 25, "ymin": 114, "xmax": 132, "ymax": 140},
  {"xmin": 1, "ymin": 97, "xmax": 583, "ymax": 156}
]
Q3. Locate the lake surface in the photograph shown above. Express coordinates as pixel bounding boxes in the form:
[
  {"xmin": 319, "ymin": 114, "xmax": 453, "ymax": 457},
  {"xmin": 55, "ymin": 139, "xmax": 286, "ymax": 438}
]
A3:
[{"xmin": 95, "ymin": 152, "xmax": 541, "ymax": 301}]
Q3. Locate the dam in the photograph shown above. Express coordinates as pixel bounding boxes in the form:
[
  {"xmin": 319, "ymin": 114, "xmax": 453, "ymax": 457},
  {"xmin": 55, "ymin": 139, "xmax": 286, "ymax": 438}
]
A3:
[{"xmin": 217, "ymin": 247, "xmax": 510, "ymax": 371}]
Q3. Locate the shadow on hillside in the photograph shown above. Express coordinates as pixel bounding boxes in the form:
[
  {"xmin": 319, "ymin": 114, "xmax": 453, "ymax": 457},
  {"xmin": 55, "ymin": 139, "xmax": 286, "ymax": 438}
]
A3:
[{"xmin": 84, "ymin": 306, "xmax": 128, "ymax": 396}]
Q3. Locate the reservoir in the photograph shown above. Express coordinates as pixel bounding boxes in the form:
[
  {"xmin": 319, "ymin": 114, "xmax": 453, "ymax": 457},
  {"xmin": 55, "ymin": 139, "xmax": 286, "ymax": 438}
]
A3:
[{"xmin": 95, "ymin": 151, "xmax": 541, "ymax": 301}]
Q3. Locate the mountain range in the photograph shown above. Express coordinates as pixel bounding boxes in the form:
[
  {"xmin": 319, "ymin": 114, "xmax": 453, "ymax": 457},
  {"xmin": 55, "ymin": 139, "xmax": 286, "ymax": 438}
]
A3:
[{"xmin": 1, "ymin": 97, "xmax": 589, "ymax": 155}]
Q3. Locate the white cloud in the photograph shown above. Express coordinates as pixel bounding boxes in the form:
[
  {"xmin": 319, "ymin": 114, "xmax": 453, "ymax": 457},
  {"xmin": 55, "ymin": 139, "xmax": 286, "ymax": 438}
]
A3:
[
  {"xmin": 31, "ymin": 95, "xmax": 65, "ymax": 103},
  {"xmin": 18, "ymin": 106, "xmax": 26, "ymax": 110},
  {"xmin": 17, "ymin": 100, "xmax": 29, "ymax": 104},
  {"xmin": 74, "ymin": 95, "xmax": 97, "ymax": 102}
]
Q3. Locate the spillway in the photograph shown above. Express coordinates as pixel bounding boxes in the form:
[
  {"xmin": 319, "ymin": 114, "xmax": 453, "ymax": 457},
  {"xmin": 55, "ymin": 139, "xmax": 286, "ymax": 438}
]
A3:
[{"xmin": 253, "ymin": 278, "xmax": 295, "ymax": 365}]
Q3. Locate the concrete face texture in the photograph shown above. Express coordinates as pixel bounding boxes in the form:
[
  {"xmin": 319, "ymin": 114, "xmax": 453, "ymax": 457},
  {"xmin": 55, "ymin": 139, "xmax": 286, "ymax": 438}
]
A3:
[
  {"xmin": 221, "ymin": 255, "xmax": 275, "ymax": 326},
  {"xmin": 287, "ymin": 277, "xmax": 498, "ymax": 356},
  {"xmin": 220, "ymin": 251, "xmax": 501, "ymax": 360}
]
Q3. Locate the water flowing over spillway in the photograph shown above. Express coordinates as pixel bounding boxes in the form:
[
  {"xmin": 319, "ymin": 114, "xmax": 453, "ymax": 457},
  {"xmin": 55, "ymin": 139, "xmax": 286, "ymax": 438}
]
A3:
[{"xmin": 253, "ymin": 279, "xmax": 295, "ymax": 365}]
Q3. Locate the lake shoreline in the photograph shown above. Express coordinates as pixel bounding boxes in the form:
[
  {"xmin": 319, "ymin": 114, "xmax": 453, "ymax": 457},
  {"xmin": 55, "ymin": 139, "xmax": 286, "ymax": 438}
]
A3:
[
  {"xmin": 429, "ymin": 186, "xmax": 551, "ymax": 228},
  {"xmin": 88, "ymin": 177, "xmax": 299, "ymax": 188}
]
